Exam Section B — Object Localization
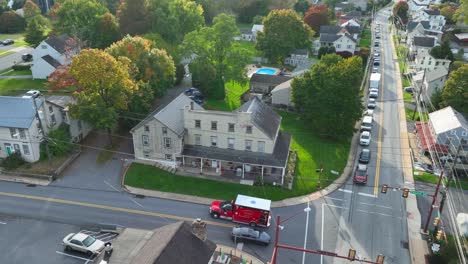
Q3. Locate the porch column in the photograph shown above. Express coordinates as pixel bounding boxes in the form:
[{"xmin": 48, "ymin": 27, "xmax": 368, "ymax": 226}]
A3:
[
  {"xmin": 242, "ymin": 163, "xmax": 245, "ymax": 179},
  {"xmin": 182, "ymin": 156, "xmax": 185, "ymax": 166},
  {"xmin": 200, "ymin": 158, "xmax": 203, "ymax": 173},
  {"xmin": 261, "ymin": 166, "xmax": 264, "ymax": 182},
  {"xmin": 281, "ymin": 167, "xmax": 285, "ymax": 185}
]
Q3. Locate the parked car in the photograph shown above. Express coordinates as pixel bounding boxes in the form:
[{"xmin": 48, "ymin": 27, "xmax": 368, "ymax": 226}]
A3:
[
  {"xmin": 184, "ymin": 87, "xmax": 200, "ymax": 96},
  {"xmin": 360, "ymin": 131, "xmax": 371, "ymax": 146},
  {"xmin": 2, "ymin": 39, "xmax": 14, "ymax": 45},
  {"xmin": 369, "ymin": 88, "xmax": 379, "ymax": 98},
  {"xmin": 367, "ymin": 98, "xmax": 376, "ymax": 109},
  {"xmin": 364, "ymin": 109, "xmax": 374, "ymax": 117},
  {"xmin": 374, "ymin": 42, "xmax": 380, "ymax": 47},
  {"xmin": 22, "ymin": 53, "xmax": 32, "ymax": 62},
  {"xmin": 354, "ymin": 164, "xmax": 368, "ymax": 184},
  {"xmin": 376, "ymin": 34, "xmax": 381, "ymax": 39},
  {"xmin": 374, "ymin": 53, "xmax": 380, "ymax": 57},
  {"xmin": 413, "ymin": 161, "xmax": 433, "ymax": 173},
  {"xmin": 189, "ymin": 94, "xmax": 204, "ymax": 104},
  {"xmin": 63, "ymin": 232, "xmax": 105, "ymax": 255},
  {"xmin": 404, "ymin": 86, "xmax": 414, "ymax": 93},
  {"xmin": 231, "ymin": 227, "xmax": 270, "ymax": 246},
  {"xmin": 373, "ymin": 61, "xmax": 380, "ymax": 67},
  {"xmin": 359, "ymin": 149, "xmax": 371, "ymax": 163}
]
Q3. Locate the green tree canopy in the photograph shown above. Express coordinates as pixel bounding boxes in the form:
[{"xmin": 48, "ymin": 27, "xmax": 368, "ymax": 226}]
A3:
[
  {"xmin": 23, "ymin": 0, "xmax": 40, "ymax": 20},
  {"xmin": 256, "ymin": 9, "xmax": 313, "ymax": 63},
  {"xmin": 454, "ymin": 0, "xmax": 468, "ymax": 24},
  {"xmin": 294, "ymin": 0, "xmax": 311, "ymax": 15},
  {"xmin": 53, "ymin": 0, "xmax": 108, "ymax": 42},
  {"xmin": 24, "ymin": 15, "xmax": 50, "ymax": 47},
  {"xmin": 147, "ymin": 0, "xmax": 204, "ymax": 44},
  {"xmin": 117, "ymin": 0, "xmax": 149, "ymax": 35},
  {"xmin": 292, "ymin": 54, "xmax": 363, "ymax": 139},
  {"xmin": 441, "ymin": 64, "xmax": 468, "ymax": 113},
  {"xmin": 182, "ymin": 13, "xmax": 251, "ymax": 99},
  {"xmin": 392, "ymin": 1, "xmax": 409, "ymax": 25},
  {"xmin": 67, "ymin": 49, "xmax": 138, "ymax": 144},
  {"xmin": 89, "ymin": 12, "xmax": 121, "ymax": 49},
  {"xmin": 0, "ymin": 11, "xmax": 26, "ymax": 33},
  {"xmin": 235, "ymin": 0, "xmax": 270, "ymax": 24},
  {"xmin": 430, "ymin": 40, "xmax": 454, "ymax": 61}
]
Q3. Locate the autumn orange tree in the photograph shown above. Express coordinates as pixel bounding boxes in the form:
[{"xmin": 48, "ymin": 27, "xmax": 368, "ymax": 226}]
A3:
[
  {"xmin": 57, "ymin": 49, "xmax": 137, "ymax": 145},
  {"xmin": 303, "ymin": 4, "xmax": 329, "ymax": 33}
]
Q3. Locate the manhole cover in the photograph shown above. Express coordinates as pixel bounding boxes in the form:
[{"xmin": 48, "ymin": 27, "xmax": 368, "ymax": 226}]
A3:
[{"xmin": 401, "ymin": 241, "xmax": 409, "ymax": 249}]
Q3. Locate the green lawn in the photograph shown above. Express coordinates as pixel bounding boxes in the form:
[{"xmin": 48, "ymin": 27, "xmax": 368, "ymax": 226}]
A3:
[
  {"xmin": 414, "ymin": 171, "xmax": 468, "ymax": 190},
  {"xmin": 204, "ymin": 81, "xmax": 249, "ymax": 111},
  {"xmin": 0, "ymin": 33, "xmax": 29, "ymax": 47},
  {"xmin": 403, "ymin": 90, "xmax": 413, "ymax": 104},
  {"xmin": 0, "ymin": 68, "xmax": 32, "ymax": 76},
  {"xmin": 405, "ymin": 107, "xmax": 428, "ymax": 122},
  {"xmin": 0, "ymin": 79, "xmax": 46, "ymax": 95},
  {"xmin": 236, "ymin": 41, "xmax": 262, "ymax": 57},
  {"xmin": 125, "ymin": 109, "xmax": 350, "ymax": 200},
  {"xmin": 402, "ymin": 77, "xmax": 411, "ymax": 87},
  {"xmin": 359, "ymin": 28, "xmax": 371, "ymax": 48},
  {"xmin": 0, "ymin": 50, "xmax": 14, "ymax": 58}
]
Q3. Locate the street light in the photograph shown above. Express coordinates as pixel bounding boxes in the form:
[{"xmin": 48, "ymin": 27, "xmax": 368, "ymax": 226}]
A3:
[{"xmin": 302, "ymin": 202, "xmax": 311, "ymax": 264}]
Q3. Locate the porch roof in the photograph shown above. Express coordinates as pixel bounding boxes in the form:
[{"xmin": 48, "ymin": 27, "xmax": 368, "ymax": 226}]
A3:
[{"xmin": 182, "ymin": 132, "xmax": 292, "ymax": 168}]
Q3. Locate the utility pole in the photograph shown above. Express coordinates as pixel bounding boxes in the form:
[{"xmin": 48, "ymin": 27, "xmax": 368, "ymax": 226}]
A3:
[
  {"xmin": 424, "ymin": 170, "xmax": 444, "ymax": 233},
  {"xmin": 32, "ymin": 93, "xmax": 52, "ymax": 168},
  {"xmin": 412, "ymin": 69, "xmax": 426, "ymax": 120},
  {"xmin": 446, "ymin": 143, "xmax": 462, "ymax": 187}
]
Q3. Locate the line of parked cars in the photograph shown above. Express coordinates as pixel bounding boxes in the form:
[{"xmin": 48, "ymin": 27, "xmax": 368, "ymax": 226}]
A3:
[{"xmin": 184, "ymin": 87, "xmax": 204, "ymax": 104}]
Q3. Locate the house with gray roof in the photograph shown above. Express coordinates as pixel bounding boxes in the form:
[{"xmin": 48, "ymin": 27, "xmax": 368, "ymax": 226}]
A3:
[
  {"xmin": 0, "ymin": 96, "xmax": 46, "ymax": 162},
  {"xmin": 284, "ymin": 49, "xmax": 310, "ymax": 67},
  {"xmin": 31, "ymin": 34, "xmax": 79, "ymax": 79},
  {"xmin": 314, "ymin": 32, "xmax": 357, "ymax": 55},
  {"xmin": 46, "ymin": 95, "xmax": 92, "ymax": 143},
  {"xmin": 414, "ymin": 8, "xmax": 446, "ymax": 31},
  {"xmin": 249, "ymin": 73, "xmax": 293, "ymax": 94},
  {"xmin": 131, "ymin": 93, "xmax": 292, "ymax": 184},
  {"xmin": 410, "ymin": 36, "xmax": 437, "ymax": 56}
]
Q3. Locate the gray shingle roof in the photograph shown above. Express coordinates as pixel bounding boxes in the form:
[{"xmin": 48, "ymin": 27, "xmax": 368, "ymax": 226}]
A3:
[
  {"xmin": 421, "ymin": 21, "xmax": 430, "ymax": 29},
  {"xmin": 424, "ymin": 9, "xmax": 440, "ymax": 16},
  {"xmin": 320, "ymin": 25, "xmax": 342, "ymax": 34},
  {"xmin": 320, "ymin": 33, "xmax": 341, "ymax": 43},
  {"xmin": 183, "ymin": 131, "xmax": 292, "ymax": 167},
  {"xmin": 41, "ymin": 55, "xmax": 61, "ymax": 68},
  {"xmin": 408, "ymin": 21, "xmax": 431, "ymax": 32},
  {"xmin": 130, "ymin": 93, "xmax": 203, "ymax": 135},
  {"xmin": 342, "ymin": 10, "xmax": 361, "ymax": 18},
  {"xmin": 344, "ymin": 25, "xmax": 361, "ymax": 34},
  {"xmin": 110, "ymin": 221, "xmax": 217, "ymax": 264},
  {"xmin": 413, "ymin": 36, "xmax": 436, "ymax": 47},
  {"xmin": 250, "ymin": 73, "xmax": 292, "ymax": 86},
  {"xmin": 241, "ymin": 28, "xmax": 252, "ymax": 34},
  {"xmin": 0, "ymin": 96, "xmax": 42, "ymax": 129},
  {"xmin": 46, "ymin": 95, "xmax": 75, "ymax": 109},
  {"xmin": 292, "ymin": 49, "xmax": 309, "ymax": 55},
  {"xmin": 44, "ymin": 34, "xmax": 75, "ymax": 54},
  {"xmin": 426, "ymin": 67, "xmax": 448, "ymax": 82},
  {"xmin": 236, "ymin": 97, "xmax": 281, "ymax": 140}
]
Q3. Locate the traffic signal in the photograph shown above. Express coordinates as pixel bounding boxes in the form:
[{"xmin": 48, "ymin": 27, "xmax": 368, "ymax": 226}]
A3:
[
  {"xmin": 348, "ymin": 249, "xmax": 356, "ymax": 261},
  {"xmin": 376, "ymin": 255, "xmax": 385, "ymax": 264},
  {"xmin": 433, "ymin": 217, "xmax": 440, "ymax": 227},
  {"xmin": 436, "ymin": 230, "xmax": 443, "ymax": 240},
  {"xmin": 402, "ymin": 188, "xmax": 409, "ymax": 198},
  {"xmin": 381, "ymin": 184, "xmax": 388, "ymax": 193}
]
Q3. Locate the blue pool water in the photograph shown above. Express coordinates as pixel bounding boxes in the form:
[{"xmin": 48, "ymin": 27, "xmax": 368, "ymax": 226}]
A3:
[{"xmin": 256, "ymin": 68, "xmax": 277, "ymax": 75}]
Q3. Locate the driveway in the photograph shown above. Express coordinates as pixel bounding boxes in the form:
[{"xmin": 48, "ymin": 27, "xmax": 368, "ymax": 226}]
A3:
[
  {"xmin": 52, "ymin": 77, "xmax": 192, "ymax": 191},
  {"xmin": 0, "ymin": 46, "xmax": 33, "ymax": 72}
]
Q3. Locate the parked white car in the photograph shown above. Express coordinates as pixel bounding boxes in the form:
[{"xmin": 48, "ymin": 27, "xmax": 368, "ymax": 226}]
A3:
[
  {"xmin": 367, "ymin": 98, "xmax": 377, "ymax": 109},
  {"xmin": 63, "ymin": 233, "xmax": 105, "ymax": 255},
  {"xmin": 369, "ymin": 88, "xmax": 379, "ymax": 98},
  {"xmin": 360, "ymin": 131, "xmax": 371, "ymax": 146}
]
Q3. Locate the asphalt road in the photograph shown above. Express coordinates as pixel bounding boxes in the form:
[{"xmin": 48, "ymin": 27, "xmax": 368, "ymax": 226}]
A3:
[{"xmin": 0, "ymin": 45, "xmax": 33, "ymax": 72}]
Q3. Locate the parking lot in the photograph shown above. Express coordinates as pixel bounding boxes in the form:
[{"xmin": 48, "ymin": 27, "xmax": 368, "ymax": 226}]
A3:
[{"xmin": 0, "ymin": 214, "xmax": 119, "ymax": 264}]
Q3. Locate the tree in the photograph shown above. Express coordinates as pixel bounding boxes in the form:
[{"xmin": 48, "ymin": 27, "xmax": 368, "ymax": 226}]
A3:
[
  {"xmin": 88, "ymin": 12, "xmax": 120, "ymax": 48},
  {"xmin": 147, "ymin": 0, "xmax": 204, "ymax": 44},
  {"xmin": 441, "ymin": 64, "xmax": 468, "ymax": 113},
  {"xmin": 53, "ymin": 0, "xmax": 108, "ymax": 42},
  {"xmin": 54, "ymin": 49, "xmax": 137, "ymax": 145},
  {"xmin": 392, "ymin": 1, "xmax": 409, "ymax": 26},
  {"xmin": 294, "ymin": 0, "xmax": 311, "ymax": 15},
  {"xmin": 440, "ymin": 6, "xmax": 457, "ymax": 24},
  {"xmin": 23, "ymin": 0, "xmax": 40, "ymax": 20},
  {"xmin": 292, "ymin": 54, "xmax": 363, "ymax": 139},
  {"xmin": 454, "ymin": 0, "xmax": 468, "ymax": 24},
  {"xmin": 449, "ymin": 60, "xmax": 464, "ymax": 72},
  {"xmin": 252, "ymin": 15, "xmax": 264, "ymax": 24},
  {"xmin": 182, "ymin": 13, "xmax": 251, "ymax": 100},
  {"xmin": 175, "ymin": 64, "xmax": 185, "ymax": 85},
  {"xmin": 430, "ymin": 40, "xmax": 454, "ymax": 61},
  {"xmin": 12, "ymin": 0, "xmax": 26, "ymax": 10},
  {"xmin": 303, "ymin": 4, "xmax": 329, "ymax": 33},
  {"xmin": 236, "ymin": 0, "xmax": 270, "ymax": 24},
  {"xmin": 0, "ymin": 11, "xmax": 26, "ymax": 33},
  {"xmin": 24, "ymin": 15, "xmax": 50, "ymax": 47},
  {"xmin": 430, "ymin": 88, "xmax": 443, "ymax": 110},
  {"xmin": 256, "ymin": 9, "xmax": 313, "ymax": 63},
  {"xmin": 46, "ymin": 124, "xmax": 74, "ymax": 156},
  {"xmin": 106, "ymin": 35, "xmax": 175, "ymax": 95},
  {"xmin": 317, "ymin": 46, "xmax": 336, "ymax": 59},
  {"xmin": 117, "ymin": 0, "xmax": 149, "ymax": 36}
]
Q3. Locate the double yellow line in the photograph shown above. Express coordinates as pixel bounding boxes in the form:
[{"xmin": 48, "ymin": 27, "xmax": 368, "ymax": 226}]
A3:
[{"xmin": 0, "ymin": 191, "xmax": 234, "ymax": 228}]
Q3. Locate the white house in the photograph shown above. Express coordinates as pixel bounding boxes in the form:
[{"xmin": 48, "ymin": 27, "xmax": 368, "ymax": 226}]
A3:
[
  {"xmin": 421, "ymin": 66, "xmax": 449, "ymax": 102},
  {"xmin": 429, "ymin": 106, "xmax": 468, "ymax": 148},
  {"xmin": 284, "ymin": 49, "xmax": 309, "ymax": 67},
  {"xmin": 131, "ymin": 94, "xmax": 292, "ymax": 184},
  {"xmin": 45, "ymin": 96, "xmax": 92, "ymax": 143},
  {"xmin": 413, "ymin": 48, "xmax": 451, "ymax": 71},
  {"xmin": 414, "ymin": 9, "xmax": 446, "ymax": 31},
  {"xmin": 240, "ymin": 28, "xmax": 253, "ymax": 41},
  {"xmin": 31, "ymin": 34, "xmax": 79, "ymax": 79},
  {"xmin": 340, "ymin": 18, "xmax": 360, "ymax": 28},
  {"xmin": 409, "ymin": 0, "xmax": 430, "ymax": 12},
  {"xmin": 315, "ymin": 33, "xmax": 357, "ymax": 55},
  {"xmin": 410, "ymin": 36, "xmax": 438, "ymax": 56},
  {"xmin": 251, "ymin": 24, "xmax": 264, "ymax": 42},
  {"xmin": 0, "ymin": 96, "xmax": 46, "ymax": 162}
]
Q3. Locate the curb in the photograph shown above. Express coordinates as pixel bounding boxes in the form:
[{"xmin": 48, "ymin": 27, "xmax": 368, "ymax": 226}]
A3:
[{"xmin": 215, "ymin": 244, "xmax": 265, "ymax": 264}]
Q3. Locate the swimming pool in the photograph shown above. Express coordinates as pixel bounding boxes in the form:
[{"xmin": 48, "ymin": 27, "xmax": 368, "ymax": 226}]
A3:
[{"xmin": 256, "ymin": 68, "xmax": 277, "ymax": 75}]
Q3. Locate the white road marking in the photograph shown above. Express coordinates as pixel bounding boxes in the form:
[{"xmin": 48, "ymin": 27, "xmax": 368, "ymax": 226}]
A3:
[
  {"xmin": 357, "ymin": 192, "xmax": 376, "ymax": 198},
  {"xmin": 55, "ymin": 251, "xmax": 94, "ymax": 262},
  {"xmin": 0, "ymin": 221, "xmax": 6, "ymax": 224},
  {"xmin": 338, "ymin": 188, "xmax": 353, "ymax": 193},
  {"xmin": 130, "ymin": 198, "xmax": 144, "ymax": 208},
  {"xmin": 104, "ymin": 181, "xmax": 120, "ymax": 192},
  {"xmin": 324, "ymin": 204, "xmax": 348, "ymax": 210},
  {"xmin": 324, "ymin": 196, "xmax": 344, "ymax": 201},
  {"xmin": 236, "ymin": 242, "xmax": 244, "ymax": 251},
  {"xmin": 320, "ymin": 203, "xmax": 324, "ymax": 264},
  {"xmin": 359, "ymin": 202, "xmax": 393, "ymax": 209},
  {"xmin": 356, "ymin": 209, "xmax": 402, "ymax": 219}
]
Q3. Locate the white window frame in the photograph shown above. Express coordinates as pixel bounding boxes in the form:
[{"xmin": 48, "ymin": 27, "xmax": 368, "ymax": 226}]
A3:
[
  {"xmin": 165, "ymin": 154, "xmax": 172, "ymax": 161},
  {"xmin": 195, "ymin": 134, "xmax": 201, "ymax": 145},
  {"xmin": 246, "ymin": 126, "xmax": 252, "ymax": 134},
  {"xmin": 245, "ymin": 140, "xmax": 252, "ymax": 151},
  {"xmin": 162, "ymin": 127, "xmax": 167, "ymax": 135},
  {"xmin": 228, "ymin": 123, "xmax": 235, "ymax": 133},
  {"xmin": 450, "ymin": 130, "xmax": 457, "ymax": 135},
  {"xmin": 195, "ymin": 120, "xmax": 201, "ymax": 128},
  {"xmin": 462, "ymin": 131, "xmax": 467, "ymax": 137},
  {"xmin": 164, "ymin": 137, "xmax": 172, "ymax": 148},
  {"xmin": 142, "ymin": 135, "xmax": 149, "ymax": 146},
  {"xmin": 143, "ymin": 150, "xmax": 150, "ymax": 158},
  {"xmin": 18, "ymin": 128, "xmax": 26, "ymax": 139},
  {"xmin": 228, "ymin": 138, "xmax": 235, "ymax": 149},
  {"xmin": 211, "ymin": 136, "xmax": 217, "ymax": 147},
  {"xmin": 144, "ymin": 125, "xmax": 150, "ymax": 132},
  {"xmin": 211, "ymin": 121, "xmax": 217, "ymax": 131},
  {"xmin": 258, "ymin": 141, "xmax": 265, "ymax": 152},
  {"xmin": 22, "ymin": 145, "xmax": 30, "ymax": 155}
]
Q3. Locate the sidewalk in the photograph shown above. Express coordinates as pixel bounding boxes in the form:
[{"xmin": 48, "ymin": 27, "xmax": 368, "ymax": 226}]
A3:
[{"xmin": 213, "ymin": 244, "xmax": 265, "ymax": 264}]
